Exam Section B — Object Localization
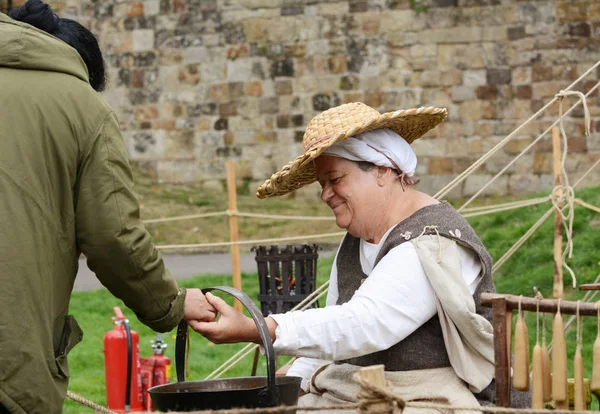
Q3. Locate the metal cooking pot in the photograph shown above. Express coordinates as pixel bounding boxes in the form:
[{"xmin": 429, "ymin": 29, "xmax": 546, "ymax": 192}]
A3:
[{"xmin": 148, "ymin": 286, "xmax": 302, "ymax": 412}]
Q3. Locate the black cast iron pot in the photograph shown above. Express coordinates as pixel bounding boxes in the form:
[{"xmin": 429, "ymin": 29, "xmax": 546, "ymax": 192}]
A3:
[{"xmin": 148, "ymin": 286, "xmax": 302, "ymax": 412}]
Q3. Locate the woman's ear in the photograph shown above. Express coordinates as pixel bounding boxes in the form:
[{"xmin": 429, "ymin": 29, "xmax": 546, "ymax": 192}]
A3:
[{"xmin": 375, "ymin": 166, "xmax": 393, "ymax": 186}]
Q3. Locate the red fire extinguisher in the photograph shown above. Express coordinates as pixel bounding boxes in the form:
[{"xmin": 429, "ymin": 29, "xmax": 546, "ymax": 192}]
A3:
[
  {"xmin": 103, "ymin": 307, "xmax": 144, "ymax": 412},
  {"xmin": 140, "ymin": 334, "xmax": 171, "ymax": 411}
]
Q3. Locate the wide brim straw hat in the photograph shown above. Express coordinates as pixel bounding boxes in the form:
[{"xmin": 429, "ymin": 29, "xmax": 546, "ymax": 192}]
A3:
[{"xmin": 256, "ymin": 102, "xmax": 448, "ymax": 199}]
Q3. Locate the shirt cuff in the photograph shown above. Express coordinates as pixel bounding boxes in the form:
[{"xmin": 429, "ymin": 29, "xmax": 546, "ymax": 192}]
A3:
[{"xmin": 137, "ymin": 287, "xmax": 186, "ymax": 332}]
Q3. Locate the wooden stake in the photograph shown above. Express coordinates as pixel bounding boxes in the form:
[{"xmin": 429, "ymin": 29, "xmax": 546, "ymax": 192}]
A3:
[
  {"xmin": 226, "ymin": 160, "xmax": 242, "ymax": 312},
  {"xmin": 552, "ymin": 126, "xmax": 563, "ymax": 299},
  {"xmin": 506, "ymin": 311, "xmax": 512, "ymax": 373},
  {"xmin": 492, "ymin": 298, "xmax": 511, "ymax": 407},
  {"xmin": 358, "ymin": 365, "xmax": 392, "ymax": 414}
]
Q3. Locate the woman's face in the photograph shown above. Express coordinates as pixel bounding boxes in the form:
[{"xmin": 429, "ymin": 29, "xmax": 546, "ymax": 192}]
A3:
[{"xmin": 314, "ymin": 155, "xmax": 379, "ymax": 238}]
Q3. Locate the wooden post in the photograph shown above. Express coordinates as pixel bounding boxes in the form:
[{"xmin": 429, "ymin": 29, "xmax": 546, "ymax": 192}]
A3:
[
  {"xmin": 492, "ymin": 298, "xmax": 511, "ymax": 407},
  {"xmin": 226, "ymin": 160, "xmax": 242, "ymax": 312},
  {"xmin": 357, "ymin": 365, "xmax": 392, "ymax": 414},
  {"xmin": 552, "ymin": 126, "xmax": 564, "ymax": 299}
]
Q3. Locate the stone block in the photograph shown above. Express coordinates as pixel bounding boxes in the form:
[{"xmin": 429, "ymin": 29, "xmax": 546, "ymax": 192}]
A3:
[
  {"xmin": 318, "ymin": 2, "xmax": 350, "ymax": 16},
  {"xmin": 464, "ymin": 174, "xmax": 509, "ymax": 197},
  {"xmin": 178, "ymin": 64, "xmax": 201, "ymax": 85},
  {"xmin": 260, "ymin": 97, "xmax": 279, "ymax": 114},
  {"xmin": 463, "ymin": 70, "xmax": 487, "ymax": 87},
  {"xmin": 329, "ymin": 55, "xmax": 348, "ymax": 74},
  {"xmin": 452, "ymin": 86, "xmax": 476, "ymax": 102},
  {"xmin": 255, "ymin": 131, "xmax": 277, "ymax": 143},
  {"xmin": 380, "ymin": 9, "xmax": 426, "ymax": 33},
  {"xmin": 440, "ymin": 69, "xmax": 463, "ymax": 87},
  {"xmin": 220, "ymin": 102, "xmax": 237, "ymax": 117},
  {"xmin": 245, "ymin": 80, "xmax": 263, "ymax": 97},
  {"xmin": 132, "ymin": 29, "xmax": 154, "ymax": 52},
  {"xmin": 275, "ymin": 80, "xmax": 293, "ymax": 95},
  {"xmin": 361, "ymin": 13, "xmax": 381, "ymax": 36},
  {"xmin": 438, "ymin": 44, "xmax": 485, "ymax": 70},
  {"xmin": 306, "ymin": 39, "xmax": 330, "ymax": 56},
  {"xmin": 508, "ymin": 174, "xmax": 540, "ymax": 195},
  {"xmin": 209, "ymin": 84, "xmax": 231, "ymax": 103},
  {"xmin": 507, "ymin": 26, "xmax": 526, "ymax": 41},
  {"xmin": 279, "ymin": 95, "xmax": 302, "ymax": 113},
  {"xmin": 532, "ymin": 65, "xmax": 553, "ymax": 82},
  {"xmin": 502, "ymin": 100, "xmax": 532, "ymax": 120},
  {"xmin": 344, "ymin": 92, "xmax": 364, "ymax": 104},
  {"xmin": 135, "ymin": 106, "xmax": 159, "ymax": 121},
  {"xmin": 416, "ymin": 175, "xmax": 463, "ymax": 200},
  {"xmin": 532, "ymin": 81, "xmax": 569, "ymax": 99},
  {"xmin": 486, "ymin": 68, "xmax": 511, "ymax": 85},
  {"xmin": 226, "ymin": 58, "xmax": 254, "ymax": 82},
  {"xmin": 511, "ymin": 66, "xmax": 531, "ymax": 85},
  {"xmin": 281, "ymin": 4, "xmax": 304, "ymax": 16},
  {"xmin": 427, "ymin": 157, "xmax": 454, "ymax": 175},
  {"xmin": 533, "ymin": 153, "xmax": 552, "ymax": 174},
  {"xmin": 459, "ymin": 100, "xmax": 495, "ymax": 121},
  {"xmin": 144, "ymin": 0, "xmax": 160, "ymax": 16},
  {"xmin": 164, "ymin": 129, "xmax": 195, "ymax": 159},
  {"xmin": 126, "ymin": 130, "xmax": 165, "ymax": 160}
]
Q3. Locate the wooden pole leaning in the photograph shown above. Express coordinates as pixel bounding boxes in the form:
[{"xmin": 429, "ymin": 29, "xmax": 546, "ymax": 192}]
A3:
[
  {"xmin": 226, "ymin": 160, "xmax": 243, "ymax": 312},
  {"xmin": 552, "ymin": 126, "xmax": 564, "ymax": 299}
]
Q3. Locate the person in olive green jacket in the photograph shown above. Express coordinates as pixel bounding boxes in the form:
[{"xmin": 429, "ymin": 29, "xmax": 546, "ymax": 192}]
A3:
[{"xmin": 0, "ymin": 3, "xmax": 216, "ymax": 413}]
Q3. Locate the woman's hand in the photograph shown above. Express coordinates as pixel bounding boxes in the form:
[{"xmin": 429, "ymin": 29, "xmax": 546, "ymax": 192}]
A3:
[
  {"xmin": 183, "ymin": 288, "xmax": 217, "ymax": 323},
  {"xmin": 189, "ymin": 292, "xmax": 278, "ymax": 344}
]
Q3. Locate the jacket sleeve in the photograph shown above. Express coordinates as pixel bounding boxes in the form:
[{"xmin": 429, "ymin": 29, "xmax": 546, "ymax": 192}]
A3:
[{"xmin": 74, "ymin": 111, "xmax": 185, "ymax": 332}]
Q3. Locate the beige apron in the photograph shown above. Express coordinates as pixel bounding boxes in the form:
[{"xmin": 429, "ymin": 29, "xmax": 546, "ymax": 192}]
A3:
[{"xmin": 299, "ymin": 363, "xmax": 480, "ymax": 414}]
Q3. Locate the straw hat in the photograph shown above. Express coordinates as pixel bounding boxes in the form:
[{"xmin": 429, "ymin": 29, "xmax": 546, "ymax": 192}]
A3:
[{"xmin": 256, "ymin": 102, "xmax": 448, "ymax": 199}]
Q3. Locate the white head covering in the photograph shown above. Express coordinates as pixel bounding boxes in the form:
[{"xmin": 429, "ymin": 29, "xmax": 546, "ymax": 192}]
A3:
[{"xmin": 322, "ymin": 128, "xmax": 417, "ymax": 177}]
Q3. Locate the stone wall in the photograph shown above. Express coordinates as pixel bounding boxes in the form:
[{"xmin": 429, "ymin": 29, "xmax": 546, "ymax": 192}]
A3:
[{"xmin": 6, "ymin": 0, "xmax": 600, "ymax": 198}]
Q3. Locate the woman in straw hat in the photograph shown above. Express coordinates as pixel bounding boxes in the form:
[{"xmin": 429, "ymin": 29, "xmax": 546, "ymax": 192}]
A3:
[{"xmin": 193, "ymin": 102, "xmax": 530, "ymax": 410}]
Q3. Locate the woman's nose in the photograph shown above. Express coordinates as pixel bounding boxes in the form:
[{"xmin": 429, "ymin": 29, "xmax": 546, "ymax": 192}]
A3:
[{"xmin": 321, "ymin": 183, "xmax": 332, "ymax": 202}]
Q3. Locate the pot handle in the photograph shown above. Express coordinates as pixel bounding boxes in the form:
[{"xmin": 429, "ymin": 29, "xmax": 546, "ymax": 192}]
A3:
[{"xmin": 175, "ymin": 286, "xmax": 279, "ymax": 406}]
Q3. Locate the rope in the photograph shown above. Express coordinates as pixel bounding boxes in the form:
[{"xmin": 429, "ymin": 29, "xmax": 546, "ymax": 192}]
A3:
[
  {"xmin": 456, "ymin": 80, "xmax": 599, "ymax": 212},
  {"xmin": 156, "ymin": 232, "xmax": 345, "ymax": 250},
  {"xmin": 550, "ymin": 89, "xmax": 592, "ymax": 289},
  {"xmin": 67, "ymin": 391, "xmax": 116, "ymax": 414},
  {"xmin": 462, "ymin": 197, "xmax": 551, "ymax": 218},
  {"xmin": 235, "ymin": 212, "xmax": 335, "ymax": 221},
  {"xmin": 460, "ymin": 196, "xmax": 551, "ymax": 213},
  {"xmin": 574, "ymin": 198, "xmax": 600, "ymax": 214},
  {"xmin": 435, "ymin": 62, "xmax": 600, "ymax": 200},
  {"xmin": 146, "ymin": 404, "xmax": 600, "ymax": 414},
  {"xmin": 144, "ymin": 210, "xmax": 335, "ymax": 224},
  {"xmin": 144, "ymin": 211, "xmax": 228, "ymax": 224}
]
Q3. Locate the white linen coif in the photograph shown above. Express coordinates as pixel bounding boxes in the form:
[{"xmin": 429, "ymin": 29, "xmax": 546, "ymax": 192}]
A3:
[{"xmin": 323, "ymin": 128, "xmax": 417, "ymax": 177}]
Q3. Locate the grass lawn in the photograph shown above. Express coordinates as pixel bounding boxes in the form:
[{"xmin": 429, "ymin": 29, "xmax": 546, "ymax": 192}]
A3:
[{"xmin": 64, "ymin": 185, "xmax": 600, "ymax": 412}]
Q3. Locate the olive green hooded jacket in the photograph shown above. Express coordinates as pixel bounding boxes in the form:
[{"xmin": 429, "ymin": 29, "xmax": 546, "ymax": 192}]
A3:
[{"xmin": 0, "ymin": 13, "xmax": 186, "ymax": 413}]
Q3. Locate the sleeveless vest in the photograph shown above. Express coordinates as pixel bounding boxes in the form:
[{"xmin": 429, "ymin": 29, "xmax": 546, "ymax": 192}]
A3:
[{"xmin": 335, "ymin": 202, "xmax": 495, "ymax": 371}]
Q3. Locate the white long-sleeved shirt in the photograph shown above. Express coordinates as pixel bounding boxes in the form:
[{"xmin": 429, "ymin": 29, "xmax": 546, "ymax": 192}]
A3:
[{"xmin": 270, "ymin": 225, "xmax": 483, "ymax": 392}]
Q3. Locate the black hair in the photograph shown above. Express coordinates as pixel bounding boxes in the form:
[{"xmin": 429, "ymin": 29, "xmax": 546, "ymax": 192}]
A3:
[{"xmin": 9, "ymin": 0, "xmax": 107, "ymax": 92}]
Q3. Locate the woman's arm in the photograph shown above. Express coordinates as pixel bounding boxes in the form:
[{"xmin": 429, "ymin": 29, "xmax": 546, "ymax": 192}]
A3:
[{"xmin": 192, "ymin": 243, "xmax": 481, "ymax": 361}]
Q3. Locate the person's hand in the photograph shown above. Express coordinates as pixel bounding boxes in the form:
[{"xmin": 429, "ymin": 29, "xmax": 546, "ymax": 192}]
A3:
[
  {"xmin": 183, "ymin": 288, "xmax": 217, "ymax": 323},
  {"xmin": 189, "ymin": 292, "xmax": 278, "ymax": 344}
]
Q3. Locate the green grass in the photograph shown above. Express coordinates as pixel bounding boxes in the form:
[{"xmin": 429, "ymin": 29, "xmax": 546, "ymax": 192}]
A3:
[{"xmin": 64, "ymin": 185, "xmax": 600, "ymax": 412}]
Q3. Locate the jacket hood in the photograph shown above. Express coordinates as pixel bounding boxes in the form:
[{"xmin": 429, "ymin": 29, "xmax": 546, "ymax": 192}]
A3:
[{"xmin": 0, "ymin": 12, "xmax": 89, "ymax": 84}]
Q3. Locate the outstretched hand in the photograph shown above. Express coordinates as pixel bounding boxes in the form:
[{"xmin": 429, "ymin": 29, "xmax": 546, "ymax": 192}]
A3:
[
  {"xmin": 188, "ymin": 292, "xmax": 277, "ymax": 344},
  {"xmin": 183, "ymin": 288, "xmax": 217, "ymax": 324}
]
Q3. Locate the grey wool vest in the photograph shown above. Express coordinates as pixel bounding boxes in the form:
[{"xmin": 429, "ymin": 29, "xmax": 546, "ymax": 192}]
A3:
[
  {"xmin": 335, "ymin": 202, "xmax": 494, "ymax": 370},
  {"xmin": 333, "ymin": 201, "xmax": 531, "ymax": 408}
]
